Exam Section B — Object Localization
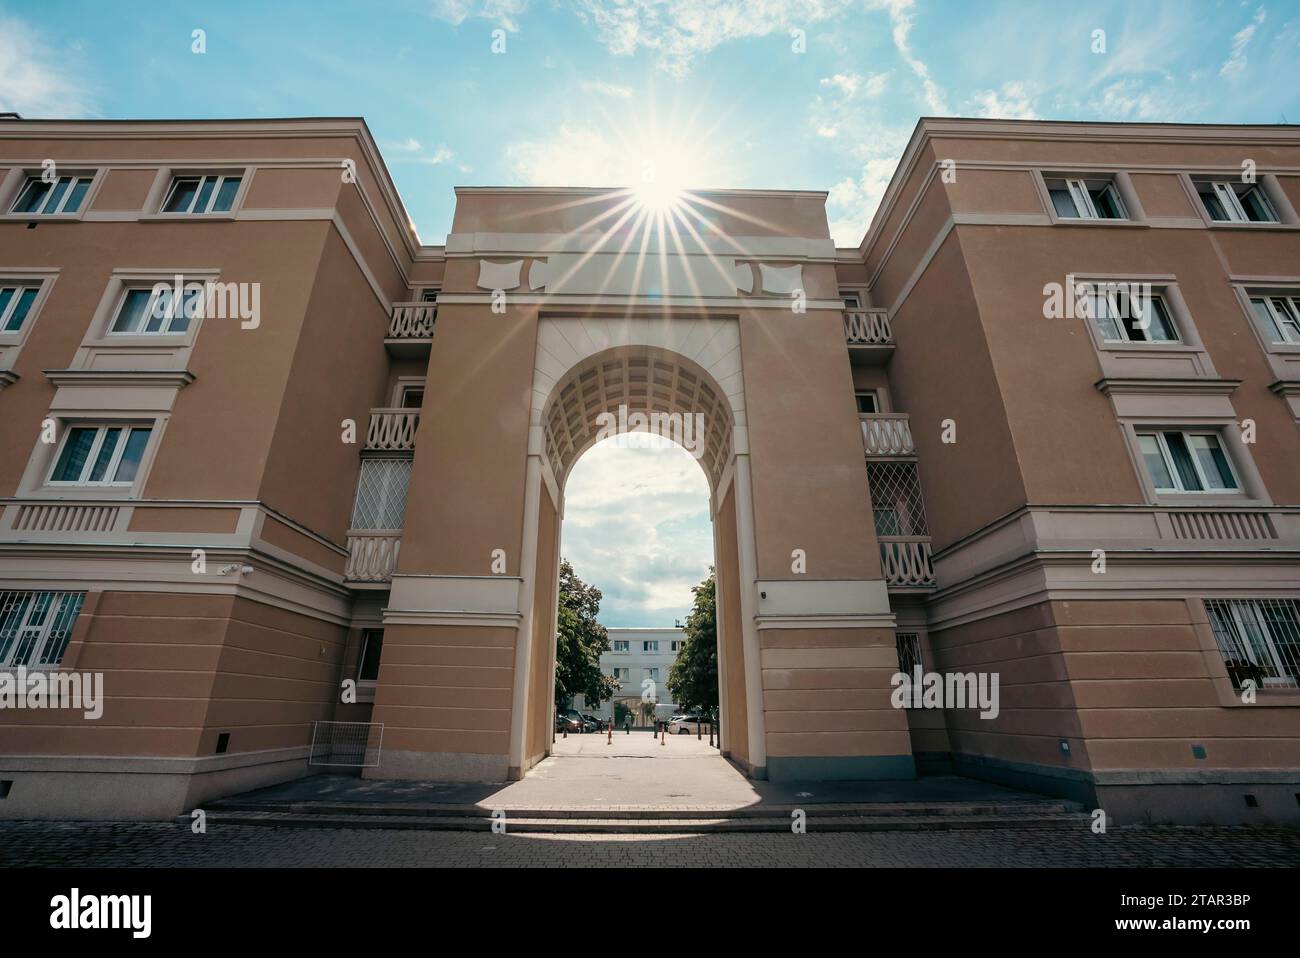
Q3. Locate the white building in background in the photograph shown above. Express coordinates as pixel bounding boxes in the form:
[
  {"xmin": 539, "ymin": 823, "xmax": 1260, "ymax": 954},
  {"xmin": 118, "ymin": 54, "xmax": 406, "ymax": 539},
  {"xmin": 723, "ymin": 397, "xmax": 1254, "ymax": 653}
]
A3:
[{"xmin": 572, "ymin": 627, "xmax": 686, "ymax": 724}]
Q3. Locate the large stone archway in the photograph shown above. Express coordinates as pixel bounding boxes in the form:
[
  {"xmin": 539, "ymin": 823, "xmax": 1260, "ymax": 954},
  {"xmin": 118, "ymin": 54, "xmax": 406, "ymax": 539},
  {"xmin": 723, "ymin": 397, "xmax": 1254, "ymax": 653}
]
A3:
[
  {"xmin": 368, "ymin": 187, "xmax": 914, "ymax": 786},
  {"xmin": 511, "ymin": 328, "xmax": 763, "ymax": 777}
]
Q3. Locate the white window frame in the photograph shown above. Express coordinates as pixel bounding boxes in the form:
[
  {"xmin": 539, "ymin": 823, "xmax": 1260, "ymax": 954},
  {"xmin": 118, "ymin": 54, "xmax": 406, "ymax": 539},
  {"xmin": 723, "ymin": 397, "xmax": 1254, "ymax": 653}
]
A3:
[
  {"xmin": 1205, "ymin": 599, "xmax": 1300, "ymax": 690},
  {"xmin": 1137, "ymin": 429, "xmax": 1240, "ymax": 494},
  {"xmin": 0, "ymin": 281, "xmax": 43, "ymax": 334},
  {"xmin": 419, "ymin": 287, "xmax": 440, "ymax": 303},
  {"xmin": 160, "ymin": 173, "xmax": 244, "ymax": 215},
  {"xmin": 46, "ymin": 423, "xmax": 154, "ymax": 488},
  {"xmin": 1045, "ymin": 175, "xmax": 1129, "ymax": 220},
  {"xmin": 107, "ymin": 284, "xmax": 195, "ymax": 336},
  {"xmin": 1196, "ymin": 179, "xmax": 1279, "ymax": 224},
  {"xmin": 0, "ymin": 590, "xmax": 87, "ymax": 669},
  {"xmin": 840, "ymin": 289, "xmax": 863, "ymax": 309},
  {"xmin": 356, "ymin": 629, "xmax": 384, "ymax": 684},
  {"xmin": 1249, "ymin": 295, "xmax": 1300, "ymax": 346},
  {"xmin": 612, "ymin": 640, "xmax": 629, "ymax": 652},
  {"xmin": 855, "ymin": 389, "xmax": 880, "ymax": 414},
  {"xmin": 643, "ymin": 640, "xmax": 659, "ymax": 652},
  {"xmin": 646, "ymin": 667, "xmax": 660, "ymax": 681},
  {"xmin": 9, "ymin": 173, "xmax": 94, "ymax": 216},
  {"xmin": 1087, "ymin": 288, "xmax": 1180, "ymax": 344}
]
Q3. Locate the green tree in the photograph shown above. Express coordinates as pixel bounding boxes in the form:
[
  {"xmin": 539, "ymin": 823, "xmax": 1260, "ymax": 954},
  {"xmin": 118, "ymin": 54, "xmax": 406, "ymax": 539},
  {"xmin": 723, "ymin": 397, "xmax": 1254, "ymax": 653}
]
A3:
[
  {"xmin": 554, "ymin": 559, "xmax": 619, "ymax": 709},
  {"xmin": 667, "ymin": 568, "xmax": 719, "ymax": 713}
]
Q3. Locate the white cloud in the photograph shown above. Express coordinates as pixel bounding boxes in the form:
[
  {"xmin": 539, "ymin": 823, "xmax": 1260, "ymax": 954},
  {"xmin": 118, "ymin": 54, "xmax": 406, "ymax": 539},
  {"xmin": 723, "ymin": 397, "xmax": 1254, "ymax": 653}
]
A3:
[
  {"xmin": 826, "ymin": 151, "xmax": 904, "ymax": 246},
  {"xmin": 570, "ymin": 0, "xmax": 856, "ymax": 76},
  {"xmin": 562, "ymin": 439, "xmax": 713, "ymax": 627},
  {"xmin": 819, "ymin": 71, "xmax": 889, "ymax": 99},
  {"xmin": 0, "ymin": 15, "xmax": 95, "ymax": 117},
  {"xmin": 1220, "ymin": 6, "xmax": 1266, "ymax": 78},
  {"xmin": 969, "ymin": 81, "xmax": 1038, "ymax": 119},
  {"xmin": 389, "ymin": 142, "xmax": 456, "ymax": 165},
  {"xmin": 506, "ymin": 123, "xmax": 631, "ymax": 185},
  {"xmin": 581, "ymin": 79, "xmax": 635, "ymax": 98},
  {"xmin": 429, "ymin": 0, "xmax": 529, "ymax": 31},
  {"xmin": 866, "ymin": 0, "xmax": 947, "ymax": 113}
]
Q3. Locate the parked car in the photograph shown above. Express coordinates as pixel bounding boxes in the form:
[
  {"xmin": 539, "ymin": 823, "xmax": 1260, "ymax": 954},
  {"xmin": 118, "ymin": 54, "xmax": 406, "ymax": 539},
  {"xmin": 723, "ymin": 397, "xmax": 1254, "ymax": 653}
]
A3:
[
  {"xmin": 668, "ymin": 714, "xmax": 708, "ymax": 735},
  {"xmin": 581, "ymin": 714, "xmax": 605, "ymax": 732},
  {"xmin": 555, "ymin": 714, "xmax": 581, "ymax": 733}
]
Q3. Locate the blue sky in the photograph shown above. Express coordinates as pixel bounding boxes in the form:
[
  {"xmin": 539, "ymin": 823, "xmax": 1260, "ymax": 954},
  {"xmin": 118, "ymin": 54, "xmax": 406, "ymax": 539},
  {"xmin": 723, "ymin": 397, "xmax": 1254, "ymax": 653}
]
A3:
[{"xmin": 3, "ymin": 0, "xmax": 1298, "ymax": 625}]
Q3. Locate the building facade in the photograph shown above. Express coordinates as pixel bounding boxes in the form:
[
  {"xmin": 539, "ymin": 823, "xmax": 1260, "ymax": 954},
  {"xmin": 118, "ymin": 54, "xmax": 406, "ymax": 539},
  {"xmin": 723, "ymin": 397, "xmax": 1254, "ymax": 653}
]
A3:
[
  {"xmin": 572, "ymin": 627, "xmax": 686, "ymax": 724},
  {"xmin": 0, "ymin": 116, "xmax": 1297, "ymax": 823}
]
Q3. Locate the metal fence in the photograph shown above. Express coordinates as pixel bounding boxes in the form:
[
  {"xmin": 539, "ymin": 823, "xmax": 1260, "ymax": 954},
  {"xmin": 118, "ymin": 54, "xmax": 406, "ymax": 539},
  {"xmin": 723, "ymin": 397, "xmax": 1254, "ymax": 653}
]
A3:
[{"xmin": 308, "ymin": 720, "xmax": 384, "ymax": 767}]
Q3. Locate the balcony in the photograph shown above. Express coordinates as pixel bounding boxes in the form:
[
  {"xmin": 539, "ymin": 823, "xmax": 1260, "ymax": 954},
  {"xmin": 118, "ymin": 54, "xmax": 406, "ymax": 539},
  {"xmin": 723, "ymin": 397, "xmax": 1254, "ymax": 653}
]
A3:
[
  {"xmin": 860, "ymin": 413, "xmax": 914, "ymax": 457},
  {"xmin": 386, "ymin": 302, "xmax": 436, "ymax": 358},
  {"xmin": 344, "ymin": 530, "xmax": 400, "ymax": 585},
  {"xmin": 879, "ymin": 536, "xmax": 935, "ymax": 589},
  {"xmin": 366, "ymin": 409, "xmax": 420, "ymax": 451},
  {"xmin": 844, "ymin": 308, "xmax": 894, "ymax": 365}
]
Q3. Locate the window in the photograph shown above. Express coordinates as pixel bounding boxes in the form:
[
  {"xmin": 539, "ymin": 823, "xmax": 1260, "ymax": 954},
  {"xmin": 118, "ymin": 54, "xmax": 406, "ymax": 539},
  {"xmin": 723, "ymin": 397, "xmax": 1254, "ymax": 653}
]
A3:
[
  {"xmin": 895, "ymin": 632, "xmax": 922, "ymax": 675},
  {"xmin": 1137, "ymin": 430, "xmax": 1239, "ymax": 493},
  {"xmin": 868, "ymin": 461, "xmax": 929, "ymax": 537},
  {"xmin": 350, "ymin": 458, "xmax": 412, "ymax": 529},
  {"xmin": 0, "ymin": 283, "xmax": 41, "ymax": 333},
  {"xmin": 1205, "ymin": 599, "xmax": 1300, "ymax": 690},
  {"xmin": 357, "ymin": 630, "xmax": 384, "ymax": 682},
  {"xmin": 399, "ymin": 387, "xmax": 424, "ymax": 409},
  {"xmin": 671, "ymin": 640, "xmax": 684, "ymax": 652},
  {"xmin": 1195, "ymin": 180, "xmax": 1278, "ymax": 223},
  {"xmin": 855, "ymin": 390, "xmax": 879, "ymax": 414},
  {"xmin": 49, "ymin": 425, "xmax": 152, "ymax": 486},
  {"xmin": 10, "ymin": 175, "xmax": 92, "ymax": 215},
  {"xmin": 642, "ymin": 640, "xmax": 659, "ymax": 652},
  {"xmin": 0, "ymin": 591, "xmax": 86, "ymax": 668},
  {"xmin": 1045, "ymin": 176, "xmax": 1128, "ymax": 220},
  {"xmin": 612, "ymin": 667, "xmax": 629, "ymax": 681},
  {"xmin": 612, "ymin": 640, "xmax": 629, "ymax": 652},
  {"xmin": 162, "ymin": 174, "xmax": 242, "ymax": 215},
  {"xmin": 1249, "ymin": 295, "xmax": 1300, "ymax": 345},
  {"xmin": 646, "ymin": 667, "xmax": 660, "ymax": 681},
  {"xmin": 1086, "ymin": 288, "xmax": 1179, "ymax": 343},
  {"xmin": 841, "ymin": 290, "xmax": 862, "ymax": 309},
  {"xmin": 109, "ymin": 286, "xmax": 198, "ymax": 335},
  {"xmin": 419, "ymin": 288, "xmax": 439, "ymax": 303}
]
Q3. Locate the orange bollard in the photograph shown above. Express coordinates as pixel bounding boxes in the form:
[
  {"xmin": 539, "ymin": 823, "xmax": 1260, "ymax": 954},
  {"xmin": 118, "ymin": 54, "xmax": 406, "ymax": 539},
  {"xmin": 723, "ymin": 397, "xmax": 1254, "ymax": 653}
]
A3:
[{"xmin": 607, "ymin": 721, "xmax": 612, "ymax": 745}]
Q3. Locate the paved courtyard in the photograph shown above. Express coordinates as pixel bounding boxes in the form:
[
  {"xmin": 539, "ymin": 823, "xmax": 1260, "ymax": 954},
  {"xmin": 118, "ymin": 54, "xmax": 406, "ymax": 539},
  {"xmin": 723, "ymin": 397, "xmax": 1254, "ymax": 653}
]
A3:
[{"xmin": 2, "ymin": 820, "xmax": 1298, "ymax": 867}]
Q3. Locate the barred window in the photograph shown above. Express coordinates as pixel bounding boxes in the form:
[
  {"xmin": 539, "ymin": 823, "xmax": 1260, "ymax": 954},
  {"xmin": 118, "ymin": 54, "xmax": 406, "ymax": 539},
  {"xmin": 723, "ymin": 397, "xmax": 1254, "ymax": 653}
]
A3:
[
  {"xmin": 350, "ymin": 458, "xmax": 411, "ymax": 530},
  {"xmin": 867, "ymin": 460, "xmax": 929, "ymax": 538},
  {"xmin": 0, "ymin": 591, "xmax": 86, "ymax": 668},
  {"xmin": 1205, "ymin": 599, "xmax": 1300, "ymax": 690},
  {"xmin": 896, "ymin": 632, "xmax": 922, "ymax": 674}
]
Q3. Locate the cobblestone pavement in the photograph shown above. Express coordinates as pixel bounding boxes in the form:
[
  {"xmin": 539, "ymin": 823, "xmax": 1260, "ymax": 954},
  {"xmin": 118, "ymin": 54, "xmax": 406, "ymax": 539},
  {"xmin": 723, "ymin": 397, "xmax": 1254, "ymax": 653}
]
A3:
[{"xmin": 2, "ymin": 821, "xmax": 1298, "ymax": 867}]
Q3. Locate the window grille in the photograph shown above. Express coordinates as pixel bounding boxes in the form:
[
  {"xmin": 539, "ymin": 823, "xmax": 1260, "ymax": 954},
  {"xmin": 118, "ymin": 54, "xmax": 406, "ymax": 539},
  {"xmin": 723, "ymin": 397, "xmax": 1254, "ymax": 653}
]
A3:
[
  {"xmin": 0, "ymin": 591, "xmax": 86, "ymax": 668},
  {"xmin": 350, "ymin": 458, "xmax": 412, "ymax": 529},
  {"xmin": 867, "ymin": 460, "xmax": 929, "ymax": 537},
  {"xmin": 1205, "ymin": 599, "xmax": 1300, "ymax": 690}
]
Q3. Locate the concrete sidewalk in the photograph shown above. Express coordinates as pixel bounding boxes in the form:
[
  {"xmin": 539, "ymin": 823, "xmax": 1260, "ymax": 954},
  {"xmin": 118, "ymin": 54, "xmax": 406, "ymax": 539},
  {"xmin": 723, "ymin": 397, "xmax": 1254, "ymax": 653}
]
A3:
[{"xmin": 212, "ymin": 731, "xmax": 1065, "ymax": 814}]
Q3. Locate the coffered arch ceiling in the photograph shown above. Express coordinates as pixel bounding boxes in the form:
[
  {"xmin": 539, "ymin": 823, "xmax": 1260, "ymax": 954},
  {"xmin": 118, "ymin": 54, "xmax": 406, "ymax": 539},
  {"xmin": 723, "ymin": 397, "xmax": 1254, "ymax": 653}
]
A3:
[{"xmin": 541, "ymin": 345, "xmax": 736, "ymax": 492}]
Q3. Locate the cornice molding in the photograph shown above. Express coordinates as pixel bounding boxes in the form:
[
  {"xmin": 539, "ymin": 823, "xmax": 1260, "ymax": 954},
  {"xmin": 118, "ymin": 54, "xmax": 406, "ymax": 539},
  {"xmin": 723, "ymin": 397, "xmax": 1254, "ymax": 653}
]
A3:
[
  {"xmin": 1094, "ymin": 376, "xmax": 1242, "ymax": 396},
  {"xmin": 43, "ymin": 368, "xmax": 195, "ymax": 389}
]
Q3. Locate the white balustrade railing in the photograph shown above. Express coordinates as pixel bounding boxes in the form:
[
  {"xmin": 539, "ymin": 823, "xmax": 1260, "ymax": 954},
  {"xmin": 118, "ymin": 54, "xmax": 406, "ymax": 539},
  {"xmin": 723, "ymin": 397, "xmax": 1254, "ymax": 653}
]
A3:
[
  {"xmin": 345, "ymin": 531, "xmax": 401, "ymax": 582},
  {"xmin": 879, "ymin": 536, "xmax": 935, "ymax": 587},
  {"xmin": 388, "ymin": 303, "xmax": 436, "ymax": 339},
  {"xmin": 11, "ymin": 503, "xmax": 119, "ymax": 532},
  {"xmin": 1167, "ymin": 510, "xmax": 1278, "ymax": 541},
  {"xmin": 860, "ymin": 414, "xmax": 914, "ymax": 457},
  {"xmin": 366, "ymin": 410, "xmax": 420, "ymax": 451},
  {"xmin": 843, "ymin": 309, "xmax": 893, "ymax": 345}
]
